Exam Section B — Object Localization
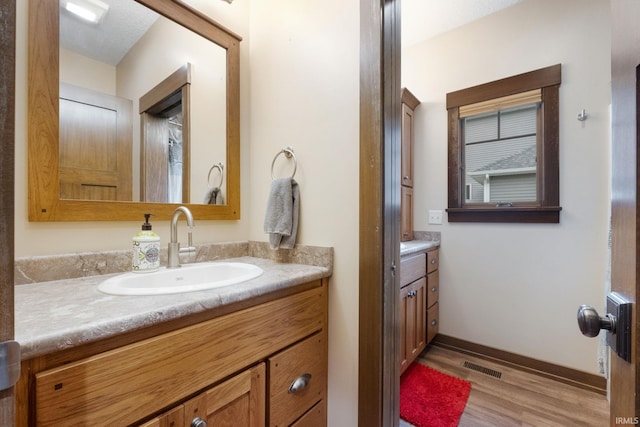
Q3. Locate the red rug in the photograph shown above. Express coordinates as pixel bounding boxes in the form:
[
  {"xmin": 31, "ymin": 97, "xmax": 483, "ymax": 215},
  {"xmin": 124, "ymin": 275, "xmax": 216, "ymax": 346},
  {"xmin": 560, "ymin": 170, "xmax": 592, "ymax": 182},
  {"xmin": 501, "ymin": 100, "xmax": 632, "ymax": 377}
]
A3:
[{"xmin": 400, "ymin": 363, "xmax": 471, "ymax": 427}]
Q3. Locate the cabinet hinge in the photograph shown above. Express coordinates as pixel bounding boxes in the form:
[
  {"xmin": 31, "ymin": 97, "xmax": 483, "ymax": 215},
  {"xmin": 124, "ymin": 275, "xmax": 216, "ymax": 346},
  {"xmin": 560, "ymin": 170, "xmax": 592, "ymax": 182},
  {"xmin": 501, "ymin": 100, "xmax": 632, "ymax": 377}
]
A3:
[{"xmin": 0, "ymin": 340, "xmax": 20, "ymax": 391}]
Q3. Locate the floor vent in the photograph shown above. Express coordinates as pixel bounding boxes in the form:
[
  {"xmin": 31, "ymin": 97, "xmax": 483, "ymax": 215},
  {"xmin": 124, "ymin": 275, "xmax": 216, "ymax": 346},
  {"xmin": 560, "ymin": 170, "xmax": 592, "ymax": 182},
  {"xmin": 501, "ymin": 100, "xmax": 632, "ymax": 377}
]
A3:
[{"xmin": 463, "ymin": 361, "xmax": 502, "ymax": 379}]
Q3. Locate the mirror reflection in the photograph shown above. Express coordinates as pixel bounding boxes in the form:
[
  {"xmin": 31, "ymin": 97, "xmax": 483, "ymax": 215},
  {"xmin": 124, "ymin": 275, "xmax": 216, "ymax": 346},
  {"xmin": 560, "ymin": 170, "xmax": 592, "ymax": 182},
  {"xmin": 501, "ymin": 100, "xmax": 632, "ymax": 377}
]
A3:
[{"xmin": 59, "ymin": 0, "xmax": 227, "ymax": 205}]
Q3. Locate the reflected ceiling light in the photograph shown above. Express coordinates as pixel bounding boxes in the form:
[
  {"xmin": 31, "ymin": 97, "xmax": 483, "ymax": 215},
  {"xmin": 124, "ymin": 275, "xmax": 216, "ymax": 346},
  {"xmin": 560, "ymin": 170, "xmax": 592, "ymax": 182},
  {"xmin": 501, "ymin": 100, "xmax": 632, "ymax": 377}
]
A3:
[{"xmin": 62, "ymin": 0, "xmax": 110, "ymax": 24}]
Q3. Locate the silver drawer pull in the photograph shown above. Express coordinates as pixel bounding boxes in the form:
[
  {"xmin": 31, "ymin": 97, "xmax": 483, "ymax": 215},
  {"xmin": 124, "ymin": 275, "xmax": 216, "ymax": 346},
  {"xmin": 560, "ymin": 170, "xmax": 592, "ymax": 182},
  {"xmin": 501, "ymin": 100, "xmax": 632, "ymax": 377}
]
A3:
[
  {"xmin": 431, "ymin": 258, "xmax": 437, "ymax": 264},
  {"xmin": 289, "ymin": 373, "xmax": 312, "ymax": 393},
  {"xmin": 431, "ymin": 319, "xmax": 437, "ymax": 326},
  {"xmin": 191, "ymin": 417, "xmax": 207, "ymax": 427},
  {"xmin": 431, "ymin": 287, "xmax": 437, "ymax": 293}
]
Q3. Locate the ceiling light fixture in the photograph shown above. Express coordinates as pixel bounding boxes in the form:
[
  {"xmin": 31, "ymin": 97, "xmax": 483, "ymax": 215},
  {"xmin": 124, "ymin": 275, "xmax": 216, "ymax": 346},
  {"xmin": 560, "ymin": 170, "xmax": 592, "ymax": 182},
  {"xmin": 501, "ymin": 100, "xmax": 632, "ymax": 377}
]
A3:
[{"xmin": 63, "ymin": 0, "xmax": 110, "ymax": 24}]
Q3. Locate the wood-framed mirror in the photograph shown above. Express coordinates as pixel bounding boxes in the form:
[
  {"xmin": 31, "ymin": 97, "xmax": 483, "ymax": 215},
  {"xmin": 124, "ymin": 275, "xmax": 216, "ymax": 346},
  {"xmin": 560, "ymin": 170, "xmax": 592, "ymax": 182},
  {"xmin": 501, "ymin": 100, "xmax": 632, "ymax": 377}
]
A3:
[{"xmin": 28, "ymin": 0, "xmax": 241, "ymax": 221}]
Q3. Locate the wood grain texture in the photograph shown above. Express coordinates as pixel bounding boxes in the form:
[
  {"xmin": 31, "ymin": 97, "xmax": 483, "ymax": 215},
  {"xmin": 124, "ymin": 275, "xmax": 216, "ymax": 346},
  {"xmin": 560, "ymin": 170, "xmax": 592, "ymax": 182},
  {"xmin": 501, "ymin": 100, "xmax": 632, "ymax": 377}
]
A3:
[
  {"xmin": 34, "ymin": 286, "xmax": 325, "ymax": 426},
  {"xmin": 59, "ymin": 83, "xmax": 133, "ymax": 201},
  {"xmin": 433, "ymin": 335, "xmax": 607, "ymax": 395},
  {"xmin": 446, "ymin": 64, "xmax": 561, "ymax": 109},
  {"xmin": 426, "ymin": 249, "xmax": 438, "ymax": 274},
  {"xmin": 183, "ymin": 363, "xmax": 265, "ymax": 427},
  {"xmin": 400, "ymin": 186, "xmax": 414, "ymax": 241},
  {"xmin": 290, "ymin": 400, "xmax": 326, "ymax": 427},
  {"xmin": 269, "ymin": 333, "xmax": 326, "ymax": 427},
  {"xmin": 400, "ymin": 346, "xmax": 608, "ymax": 427},
  {"xmin": 610, "ymin": 0, "xmax": 640, "ymax": 421},
  {"xmin": 0, "ymin": 0, "xmax": 15, "ymax": 424},
  {"xmin": 399, "ymin": 253, "xmax": 426, "ymax": 287},
  {"xmin": 359, "ymin": 0, "xmax": 402, "ymax": 425}
]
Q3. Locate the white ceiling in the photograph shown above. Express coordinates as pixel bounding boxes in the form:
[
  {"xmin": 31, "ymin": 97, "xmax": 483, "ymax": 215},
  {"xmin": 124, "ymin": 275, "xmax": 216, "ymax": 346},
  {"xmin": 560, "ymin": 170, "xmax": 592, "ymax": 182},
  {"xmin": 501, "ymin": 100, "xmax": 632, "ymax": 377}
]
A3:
[
  {"xmin": 60, "ymin": 0, "xmax": 158, "ymax": 66},
  {"xmin": 61, "ymin": 0, "xmax": 524, "ymax": 66},
  {"xmin": 402, "ymin": 0, "xmax": 523, "ymax": 47}
]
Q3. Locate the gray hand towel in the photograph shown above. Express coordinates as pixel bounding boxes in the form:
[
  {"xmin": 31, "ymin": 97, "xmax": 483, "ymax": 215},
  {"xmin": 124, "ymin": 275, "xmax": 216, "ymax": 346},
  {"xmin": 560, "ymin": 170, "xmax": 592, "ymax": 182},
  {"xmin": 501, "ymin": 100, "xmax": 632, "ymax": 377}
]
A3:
[
  {"xmin": 203, "ymin": 187, "xmax": 222, "ymax": 205},
  {"xmin": 264, "ymin": 177, "xmax": 299, "ymax": 250}
]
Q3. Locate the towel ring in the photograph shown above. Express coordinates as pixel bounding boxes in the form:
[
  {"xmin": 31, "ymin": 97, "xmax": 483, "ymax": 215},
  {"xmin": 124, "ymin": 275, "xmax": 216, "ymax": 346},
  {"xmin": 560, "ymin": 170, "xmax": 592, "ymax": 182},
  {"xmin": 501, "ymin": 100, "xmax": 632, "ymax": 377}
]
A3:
[
  {"xmin": 207, "ymin": 162, "xmax": 224, "ymax": 188},
  {"xmin": 271, "ymin": 147, "xmax": 297, "ymax": 180}
]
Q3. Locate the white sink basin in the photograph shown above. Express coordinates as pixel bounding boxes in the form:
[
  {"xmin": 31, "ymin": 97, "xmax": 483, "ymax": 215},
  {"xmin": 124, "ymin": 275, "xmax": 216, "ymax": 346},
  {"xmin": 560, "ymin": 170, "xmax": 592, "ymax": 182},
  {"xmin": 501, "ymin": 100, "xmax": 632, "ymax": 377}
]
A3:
[
  {"xmin": 98, "ymin": 262, "xmax": 264, "ymax": 296},
  {"xmin": 400, "ymin": 243, "xmax": 408, "ymax": 250}
]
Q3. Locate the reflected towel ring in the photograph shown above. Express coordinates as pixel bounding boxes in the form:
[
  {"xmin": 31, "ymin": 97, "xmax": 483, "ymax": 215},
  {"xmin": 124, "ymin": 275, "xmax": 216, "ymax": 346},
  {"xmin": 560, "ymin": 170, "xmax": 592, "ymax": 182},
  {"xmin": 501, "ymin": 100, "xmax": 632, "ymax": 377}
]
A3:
[
  {"xmin": 207, "ymin": 162, "xmax": 224, "ymax": 188},
  {"xmin": 271, "ymin": 147, "xmax": 297, "ymax": 180}
]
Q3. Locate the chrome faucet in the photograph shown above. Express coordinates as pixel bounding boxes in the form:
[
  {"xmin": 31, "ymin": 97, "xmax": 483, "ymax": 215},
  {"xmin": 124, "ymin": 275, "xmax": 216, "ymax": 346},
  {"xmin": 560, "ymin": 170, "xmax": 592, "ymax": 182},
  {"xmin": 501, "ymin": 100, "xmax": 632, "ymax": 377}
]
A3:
[{"xmin": 168, "ymin": 206, "xmax": 195, "ymax": 268}]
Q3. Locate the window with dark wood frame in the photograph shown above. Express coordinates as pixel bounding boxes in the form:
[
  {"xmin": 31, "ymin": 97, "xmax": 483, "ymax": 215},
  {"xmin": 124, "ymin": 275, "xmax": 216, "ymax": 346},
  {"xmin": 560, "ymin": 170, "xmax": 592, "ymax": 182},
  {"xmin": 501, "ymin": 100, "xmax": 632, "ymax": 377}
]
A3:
[{"xmin": 446, "ymin": 64, "xmax": 562, "ymax": 223}]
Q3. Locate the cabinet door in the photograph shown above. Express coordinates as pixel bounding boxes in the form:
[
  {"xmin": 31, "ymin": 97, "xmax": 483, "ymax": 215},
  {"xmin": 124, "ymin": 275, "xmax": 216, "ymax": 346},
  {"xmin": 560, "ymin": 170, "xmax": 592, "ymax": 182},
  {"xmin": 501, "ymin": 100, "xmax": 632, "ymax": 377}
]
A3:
[
  {"xmin": 399, "ymin": 285, "xmax": 409, "ymax": 374},
  {"xmin": 401, "ymin": 186, "xmax": 414, "ymax": 242},
  {"xmin": 400, "ymin": 277, "xmax": 427, "ymax": 373},
  {"xmin": 183, "ymin": 363, "xmax": 266, "ymax": 427},
  {"xmin": 401, "ymin": 102, "xmax": 414, "ymax": 187}
]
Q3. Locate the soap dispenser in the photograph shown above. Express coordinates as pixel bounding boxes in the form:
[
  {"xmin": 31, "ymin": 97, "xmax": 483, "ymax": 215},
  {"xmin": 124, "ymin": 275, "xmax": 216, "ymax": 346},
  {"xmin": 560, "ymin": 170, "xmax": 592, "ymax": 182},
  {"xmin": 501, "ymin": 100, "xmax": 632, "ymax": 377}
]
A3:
[{"xmin": 132, "ymin": 214, "xmax": 160, "ymax": 273}]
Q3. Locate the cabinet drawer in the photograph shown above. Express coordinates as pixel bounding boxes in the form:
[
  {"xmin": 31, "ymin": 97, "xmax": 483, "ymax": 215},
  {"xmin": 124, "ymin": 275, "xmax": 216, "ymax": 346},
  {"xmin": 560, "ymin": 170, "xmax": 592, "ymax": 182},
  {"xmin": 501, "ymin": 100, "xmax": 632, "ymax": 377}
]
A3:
[
  {"xmin": 269, "ymin": 332, "xmax": 327, "ymax": 427},
  {"xmin": 427, "ymin": 302, "xmax": 439, "ymax": 344},
  {"xmin": 400, "ymin": 253, "xmax": 426, "ymax": 287},
  {"xmin": 427, "ymin": 270, "xmax": 439, "ymax": 308},
  {"xmin": 427, "ymin": 249, "xmax": 439, "ymax": 274},
  {"xmin": 291, "ymin": 400, "xmax": 326, "ymax": 427}
]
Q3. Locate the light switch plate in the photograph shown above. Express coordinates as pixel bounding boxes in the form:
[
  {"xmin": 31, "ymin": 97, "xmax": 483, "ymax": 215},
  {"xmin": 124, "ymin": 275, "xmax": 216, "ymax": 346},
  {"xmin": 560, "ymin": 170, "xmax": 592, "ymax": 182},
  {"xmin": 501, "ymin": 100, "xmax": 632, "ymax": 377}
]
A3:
[{"xmin": 428, "ymin": 210, "xmax": 443, "ymax": 225}]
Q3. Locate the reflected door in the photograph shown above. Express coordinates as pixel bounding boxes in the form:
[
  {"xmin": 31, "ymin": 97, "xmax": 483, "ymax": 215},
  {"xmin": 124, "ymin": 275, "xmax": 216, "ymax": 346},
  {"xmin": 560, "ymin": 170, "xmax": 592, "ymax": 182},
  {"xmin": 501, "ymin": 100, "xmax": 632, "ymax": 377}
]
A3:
[{"xmin": 59, "ymin": 83, "xmax": 132, "ymax": 201}]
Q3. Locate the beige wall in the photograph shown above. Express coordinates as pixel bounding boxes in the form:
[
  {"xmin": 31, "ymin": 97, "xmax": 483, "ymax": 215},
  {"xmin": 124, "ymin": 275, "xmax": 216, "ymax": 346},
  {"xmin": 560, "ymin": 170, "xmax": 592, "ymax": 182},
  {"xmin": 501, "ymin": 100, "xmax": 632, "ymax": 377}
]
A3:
[
  {"xmin": 60, "ymin": 48, "xmax": 116, "ymax": 94},
  {"xmin": 402, "ymin": 0, "xmax": 611, "ymax": 375},
  {"xmin": 17, "ymin": 0, "xmax": 360, "ymax": 425},
  {"xmin": 246, "ymin": 2, "xmax": 360, "ymax": 425}
]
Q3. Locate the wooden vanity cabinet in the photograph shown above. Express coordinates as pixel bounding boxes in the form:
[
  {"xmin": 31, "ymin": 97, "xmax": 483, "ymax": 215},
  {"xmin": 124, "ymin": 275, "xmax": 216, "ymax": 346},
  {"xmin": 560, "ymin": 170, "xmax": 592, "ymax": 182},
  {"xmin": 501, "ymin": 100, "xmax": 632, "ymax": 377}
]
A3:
[
  {"xmin": 399, "ymin": 248, "xmax": 439, "ymax": 374},
  {"xmin": 17, "ymin": 280, "xmax": 328, "ymax": 427}
]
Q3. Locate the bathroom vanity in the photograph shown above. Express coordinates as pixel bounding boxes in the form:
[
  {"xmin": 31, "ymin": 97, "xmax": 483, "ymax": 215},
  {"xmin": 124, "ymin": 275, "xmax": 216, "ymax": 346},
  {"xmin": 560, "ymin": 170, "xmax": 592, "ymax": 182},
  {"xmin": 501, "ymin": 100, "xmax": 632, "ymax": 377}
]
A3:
[
  {"xmin": 14, "ymin": 251, "xmax": 331, "ymax": 426},
  {"xmin": 399, "ymin": 241, "xmax": 439, "ymax": 374}
]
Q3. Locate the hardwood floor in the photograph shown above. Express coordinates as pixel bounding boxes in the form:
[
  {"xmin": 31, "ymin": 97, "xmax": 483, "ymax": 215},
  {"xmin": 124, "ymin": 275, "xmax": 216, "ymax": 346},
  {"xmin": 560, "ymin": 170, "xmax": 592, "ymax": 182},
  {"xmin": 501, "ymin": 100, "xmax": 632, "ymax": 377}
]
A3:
[{"xmin": 400, "ymin": 345, "xmax": 609, "ymax": 427}]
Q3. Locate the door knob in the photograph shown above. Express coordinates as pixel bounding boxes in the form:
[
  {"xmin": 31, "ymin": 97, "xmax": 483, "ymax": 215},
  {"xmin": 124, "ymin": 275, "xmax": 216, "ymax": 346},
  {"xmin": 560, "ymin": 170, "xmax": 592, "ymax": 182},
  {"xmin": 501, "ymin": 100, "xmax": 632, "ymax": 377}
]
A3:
[
  {"xmin": 577, "ymin": 292, "xmax": 632, "ymax": 363},
  {"xmin": 577, "ymin": 305, "xmax": 615, "ymax": 337}
]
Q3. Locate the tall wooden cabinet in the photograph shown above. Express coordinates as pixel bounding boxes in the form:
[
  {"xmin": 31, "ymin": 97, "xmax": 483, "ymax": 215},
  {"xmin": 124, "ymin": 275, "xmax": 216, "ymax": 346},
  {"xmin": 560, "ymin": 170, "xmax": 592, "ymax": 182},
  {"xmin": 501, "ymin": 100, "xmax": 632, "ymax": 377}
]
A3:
[{"xmin": 401, "ymin": 88, "xmax": 420, "ymax": 242}]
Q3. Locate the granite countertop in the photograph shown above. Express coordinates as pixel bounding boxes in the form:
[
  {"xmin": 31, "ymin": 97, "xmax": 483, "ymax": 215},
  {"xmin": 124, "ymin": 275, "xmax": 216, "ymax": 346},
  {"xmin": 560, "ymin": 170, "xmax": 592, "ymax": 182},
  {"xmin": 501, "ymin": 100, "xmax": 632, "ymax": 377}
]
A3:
[
  {"xmin": 400, "ymin": 240, "xmax": 440, "ymax": 257},
  {"xmin": 15, "ymin": 256, "xmax": 330, "ymax": 360}
]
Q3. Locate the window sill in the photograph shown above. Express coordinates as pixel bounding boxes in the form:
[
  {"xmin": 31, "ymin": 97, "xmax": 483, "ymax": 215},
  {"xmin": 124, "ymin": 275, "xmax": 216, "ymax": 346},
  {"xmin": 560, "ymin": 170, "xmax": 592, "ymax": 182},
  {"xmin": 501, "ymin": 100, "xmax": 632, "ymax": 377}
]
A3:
[{"xmin": 446, "ymin": 206, "xmax": 562, "ymax": 223}]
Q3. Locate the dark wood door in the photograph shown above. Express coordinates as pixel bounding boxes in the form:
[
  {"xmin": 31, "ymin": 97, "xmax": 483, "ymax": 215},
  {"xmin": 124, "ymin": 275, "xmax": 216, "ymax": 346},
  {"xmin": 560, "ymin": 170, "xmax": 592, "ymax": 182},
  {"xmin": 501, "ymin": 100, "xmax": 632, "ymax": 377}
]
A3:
[
  {"xmin": 610, "ymin": 0, "xmax": 640, "ymax": 422},
  {"xmin": 0, "ymin": 0, "xmax": 15, "ymax": 424}
]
